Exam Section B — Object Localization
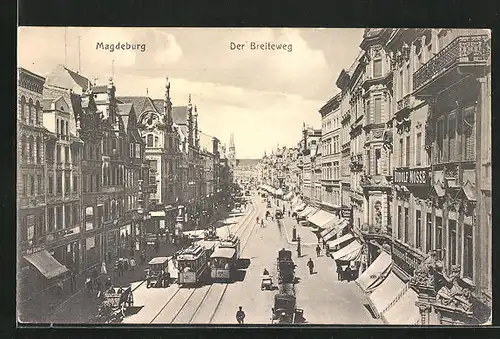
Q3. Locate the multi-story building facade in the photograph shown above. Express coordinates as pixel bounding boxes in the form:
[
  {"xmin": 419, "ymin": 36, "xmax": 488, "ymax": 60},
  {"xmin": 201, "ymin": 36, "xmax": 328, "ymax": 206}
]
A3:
[
  {"xmin": 42, "ymin": 95, "xmax": 83, "ymax": 272},
  {"xmin": 117, "ymin": 101, "xmax": 148, "ymax": 257},
  {"xmin": 408, "ymin": 28, "xmax": 491, "ymax": 324},
  {"xmin": 337, "ymin": 70, "xmax": 354, "ymax": 221},
  {"xmin": 18, "ymin": 68, "xmax": 56, "ymax": 301},
  {"xmin": 43, "ymin": 65, "xmax": 105, "ymax": 271},
  {"xmin": 319, "ymin": 93, "xmax": 342, "ymax": 217},
  {"xmin": 344, "ymin": 51, "xmax": 367, "ymax": 233},
  {"xmin": 359, "ymin": 30, "xmax": 394, "ymax": 237},
  {"xmin": 300, "ymin": 125, "xmax": 321, "ymax": 204},
  {"xmin": 330, "ymin": 28, "xmax": 491, "ymax": 325},
  {"xmin": 118, "ymin": 80, "xmax": 180, "ymax": 236}
]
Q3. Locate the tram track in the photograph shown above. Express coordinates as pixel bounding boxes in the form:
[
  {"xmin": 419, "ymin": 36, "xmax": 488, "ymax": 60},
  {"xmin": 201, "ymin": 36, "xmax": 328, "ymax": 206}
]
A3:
[
  {"xmin": 146, "ymin": 197, "xmax": 258, "ymax": 324},
  {"xmin": 205, "ymin": 196, "xmax": 263, "ymax": 324}
]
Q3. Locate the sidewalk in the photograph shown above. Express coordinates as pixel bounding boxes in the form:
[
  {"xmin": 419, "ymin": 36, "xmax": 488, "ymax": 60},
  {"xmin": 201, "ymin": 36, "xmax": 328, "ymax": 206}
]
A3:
[
  {"xmin": 293, "ymin": 243, "xmax": 380, "ymax": 324},
  {"xmin": 269, "ymin": 199, "xmax": 319, "ymax": 247},
  {"xmin": 20, "ymin": 208, "xmax": 238, "ymax": 323},
  {"xmin": 19, "ymin": 239, "xmax": 181, "ymax": 324}
]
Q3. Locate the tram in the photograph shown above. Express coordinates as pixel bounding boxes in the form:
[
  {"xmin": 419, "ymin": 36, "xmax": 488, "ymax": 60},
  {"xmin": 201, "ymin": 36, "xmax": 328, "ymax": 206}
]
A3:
[
  {"xmin": 196, "ymin": 239, "xmax": 220, "ymax": 257},
  {"xmin": 219, "ymin": 234, "xmax": 241, "ymax": 260},
  {"xmin": 176, "ymin": 244, "xmax": 211, "ymax": 286},
  {"xmin": 210, "ymin": 246, "xmax": 237, "ymax": 281}
]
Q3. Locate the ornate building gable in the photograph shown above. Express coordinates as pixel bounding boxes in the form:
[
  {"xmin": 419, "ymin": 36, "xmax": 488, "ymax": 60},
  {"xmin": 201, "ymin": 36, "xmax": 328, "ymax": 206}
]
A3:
[{"xmin": 410, "ymin": 252, "xmax": 480, "ymax": 322}]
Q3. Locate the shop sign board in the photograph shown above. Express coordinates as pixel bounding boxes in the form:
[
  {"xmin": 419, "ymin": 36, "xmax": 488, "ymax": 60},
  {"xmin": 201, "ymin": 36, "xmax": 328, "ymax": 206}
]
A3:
[
  {"xmin": 391, "ymin": 241, "xmax": 422, "ymax": 277},
  {"xmin": 393, "ymin": 167, "xmax": 430, "ymax": 186}
]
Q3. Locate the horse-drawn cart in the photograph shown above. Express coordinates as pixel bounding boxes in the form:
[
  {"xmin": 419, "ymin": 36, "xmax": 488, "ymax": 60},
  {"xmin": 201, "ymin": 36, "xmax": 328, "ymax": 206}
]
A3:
[{"xmin": 95, "ymin": 284, "xmax": 133, "ymax": 323}]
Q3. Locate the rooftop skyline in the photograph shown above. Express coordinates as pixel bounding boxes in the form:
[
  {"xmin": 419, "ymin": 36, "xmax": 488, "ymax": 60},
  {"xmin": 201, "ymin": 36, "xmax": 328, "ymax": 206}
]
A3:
[{"xmin": 18, "ymin": 27, "xmax": 364, "ymax": 158}]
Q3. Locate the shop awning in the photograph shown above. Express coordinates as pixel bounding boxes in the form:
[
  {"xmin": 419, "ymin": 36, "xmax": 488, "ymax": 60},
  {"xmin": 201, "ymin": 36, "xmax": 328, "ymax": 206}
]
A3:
[
  {"xmin": 307, "ymin": 210, "xmax": 336, "ymax": 228},
  {"xmin": 355, "ymin": 251, "xmax": 392, "ymax": 293},
  {"xmin": 326, "ymin": 233, "xmax": 354, "ymax": 249},
  {"xmin": 275, "ymin": 189, "xmax": 284, "ymax": 196},
  {"xmin": 292, "ymin": 202, "xmax": 306, "ymax": 213},
  {"xmin": 382, "ymin": 287, "xmax": 420, "ymax": 325},
  {"xmin": 331, "ymin": 240, "xmax": 362, "ymax": 261},
  {"xmin": 368, "ymin": 271, "xmax": 406, "ymax": 315},
  {"xmin": 23, "ymin": 250, "xmax": 69, "ymax": 279},
  {"xmin": 283, "ymin": 192, "xmax": 293, "ymax": 200},
  {"xmin": 297, "ymin": 206, "xmax": 314, "ymax": 218},
  {"xmin": 150, "ymin": 211, "xmax": 166, "ymax": 217},
  {"xmin": 322, "ymin": 219, "xmax": 349, "ymax": 242}
]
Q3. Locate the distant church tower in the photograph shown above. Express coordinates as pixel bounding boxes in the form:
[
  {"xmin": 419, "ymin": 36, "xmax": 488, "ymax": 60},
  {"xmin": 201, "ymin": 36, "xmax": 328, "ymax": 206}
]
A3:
[{"xmin": 228, "ymin": 133, "xmax": 236, "ymax": 168}]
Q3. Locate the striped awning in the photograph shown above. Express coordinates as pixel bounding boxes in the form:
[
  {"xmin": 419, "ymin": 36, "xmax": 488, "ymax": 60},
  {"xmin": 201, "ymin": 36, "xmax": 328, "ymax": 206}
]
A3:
[
  {"xmin": 307, "ymin": 210, "xmax": 336, "ymax": 228},
  {"xmin": 23, "ymin": 250, "xmax": 69, "ymax": 279},
  {"xmin": 331, "ymin": 240, "xmax": 362, "ymax": 261}
]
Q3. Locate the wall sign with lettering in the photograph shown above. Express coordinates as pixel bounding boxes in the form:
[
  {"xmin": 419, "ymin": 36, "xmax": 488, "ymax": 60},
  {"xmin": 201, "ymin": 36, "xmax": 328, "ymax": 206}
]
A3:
[{"xmin": 393, "ymin": 167, "xmax": 430, "ymax": 186}]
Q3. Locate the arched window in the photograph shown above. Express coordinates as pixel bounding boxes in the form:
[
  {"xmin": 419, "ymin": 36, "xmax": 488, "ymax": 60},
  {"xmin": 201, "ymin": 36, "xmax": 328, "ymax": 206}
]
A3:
[
  {"xmin": 36, "ymin": 136, "xmax": 42, "ymax": 164},
  {"xmin": 21, "ymin": 134, "xmax": 27, "ymax": 161},
  {"xmin": 28, "ymin": 99, "xmax": 34, "ymax": 124},
  {"xmin": 20, "ymin": 96, "xmax": 26, "ymax": 123},
  {"xmin": 35, "ymin": 101, "xmax": 41, "ymax": 125},
  {"xmin": 28, "ymin": 135, "xmax": 34, "ymax": 163}
]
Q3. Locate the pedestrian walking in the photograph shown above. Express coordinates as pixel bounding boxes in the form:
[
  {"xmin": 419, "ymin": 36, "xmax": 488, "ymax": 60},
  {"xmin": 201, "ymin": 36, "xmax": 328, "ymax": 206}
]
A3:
[
  {"xmin": 307, "ymin": 258, "xmax": 314, "ymax": 275},
  {"xmin": 236, "ymin": 306, "xmax": 246, "ymax": 324},
  {"xmin": 316, "ymin": 244, "xmax": 321, "ymax": 257},
  {"xmin": 130, "ymin": 257, "xmax": 136, "ymax": 271},
  {"xmin": 288, "ymin": 210, "xmax": 291, "ymax": 217},
  {"xmin": 345, "ymin": 265, "xmax": 352, "ymax": 282},
  {"xmin": 101, "ymin": 261, "xmax": 108, "ymax": 275},
  {"xmin": 56, "ymin": 278, "xmax": 64, "ymax": 296},
  {"xmin": 336, "ymin": 265, "xmax": 343, "ymax": 281},
  {"xmin": 123, "ymin": 258, "xmax": 129, "ymax": 271},
  {"xmin": 70, "ymin": 271, "xmax": 77, "ymax": 293},
  {"xmin": 118, "ymin": 260, "xmax": 124, "ymax": 277}
]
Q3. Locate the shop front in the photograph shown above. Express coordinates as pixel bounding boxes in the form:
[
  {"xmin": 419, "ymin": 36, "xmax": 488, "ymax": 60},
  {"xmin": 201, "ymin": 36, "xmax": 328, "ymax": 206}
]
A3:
[
  {"xmin": 84, "ymin": 234, "xmax": 101, "ymax": 270},
  {"xmin": 119, "ymin": 222, "xmax": 133, "ymax": 258},
  {"xmin": 51, "ymin": 240, "xmax": 80, "ymax": 274},
  {"xmin": 105, "ymin": 229, "xmax": 119, "ymax": 263}
]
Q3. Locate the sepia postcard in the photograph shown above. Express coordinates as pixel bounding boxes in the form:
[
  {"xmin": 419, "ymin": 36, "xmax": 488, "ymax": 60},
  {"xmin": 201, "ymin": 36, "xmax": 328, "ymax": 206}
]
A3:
[{"xmin": 16, "ymin": 27, "xmax": 492, "ymax": 326}]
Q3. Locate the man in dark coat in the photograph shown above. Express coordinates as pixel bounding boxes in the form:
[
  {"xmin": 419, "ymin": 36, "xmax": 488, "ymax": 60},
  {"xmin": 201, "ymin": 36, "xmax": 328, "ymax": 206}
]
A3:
[
  {"xmin": 236, "ymin": 306, "xmax": 246, "ymax": 324},
  {"xmin": 307, "ymin": 258, "xmax": 314, "ymax": 275}
]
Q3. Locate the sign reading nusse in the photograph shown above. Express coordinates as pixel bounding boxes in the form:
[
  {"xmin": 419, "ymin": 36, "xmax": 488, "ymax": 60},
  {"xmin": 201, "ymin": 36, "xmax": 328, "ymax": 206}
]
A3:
[{"xmin": 393, "ymin": 167, "xmax": 430, "ymax": 186}]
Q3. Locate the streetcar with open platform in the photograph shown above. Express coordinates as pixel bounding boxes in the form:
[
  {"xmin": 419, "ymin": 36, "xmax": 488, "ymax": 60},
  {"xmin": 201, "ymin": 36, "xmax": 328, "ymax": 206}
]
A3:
[
  {"xmin": 176, "ymin": 244, "xmax": 211, "ymax": 286},
  {"xmin": 219, "ymin": 234, "xmax": 241, "ymax": 260},
  {"xmin": 209, "ymin": 246, "xmax": 238, "ymax": 281}
]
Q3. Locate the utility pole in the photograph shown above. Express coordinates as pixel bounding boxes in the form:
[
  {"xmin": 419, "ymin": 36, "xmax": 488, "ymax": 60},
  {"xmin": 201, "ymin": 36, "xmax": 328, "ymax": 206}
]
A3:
[
  {"xmin": 77, "ymin": 36, "xmax": 81, "ymax": 73},
  {"xmin": 64, "ymin": 28, "xmax": 67, "ymax": 66}
]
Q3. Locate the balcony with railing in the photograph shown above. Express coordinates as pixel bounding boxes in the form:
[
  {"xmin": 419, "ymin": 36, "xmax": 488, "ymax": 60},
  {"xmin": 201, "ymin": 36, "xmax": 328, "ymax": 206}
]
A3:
[
  {"xmin": 396, "ymin": 94, "xmax": 411, "ymax": 113},
  {"xmin": 413, "ymin": 35, "xmax": 490, "ymax": 96}
]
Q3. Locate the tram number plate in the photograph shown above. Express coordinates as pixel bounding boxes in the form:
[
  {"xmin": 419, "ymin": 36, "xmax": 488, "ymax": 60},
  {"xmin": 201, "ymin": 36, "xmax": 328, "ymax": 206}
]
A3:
[{"xmin": 216, "ymin": 270, "xmax": 229, "ymax": 279}]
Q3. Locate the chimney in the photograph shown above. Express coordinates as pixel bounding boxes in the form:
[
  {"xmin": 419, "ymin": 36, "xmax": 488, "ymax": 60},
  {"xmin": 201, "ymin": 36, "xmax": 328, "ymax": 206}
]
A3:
[{"xmin": 187, "ymin": 94, "xmax": 193, "ymax": 146}]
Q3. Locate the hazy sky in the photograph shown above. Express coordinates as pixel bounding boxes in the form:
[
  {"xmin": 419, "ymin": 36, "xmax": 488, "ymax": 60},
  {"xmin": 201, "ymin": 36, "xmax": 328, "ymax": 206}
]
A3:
[{"xmin": 18, "ymin": 27, "xmax": 364, "ymax": 158}]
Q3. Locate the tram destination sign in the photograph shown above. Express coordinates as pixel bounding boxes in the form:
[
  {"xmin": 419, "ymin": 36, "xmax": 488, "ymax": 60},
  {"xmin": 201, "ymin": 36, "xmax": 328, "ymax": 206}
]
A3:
[{"xmin": 393, "ymin": 167, "xmax": 430, "ymax": 186}]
